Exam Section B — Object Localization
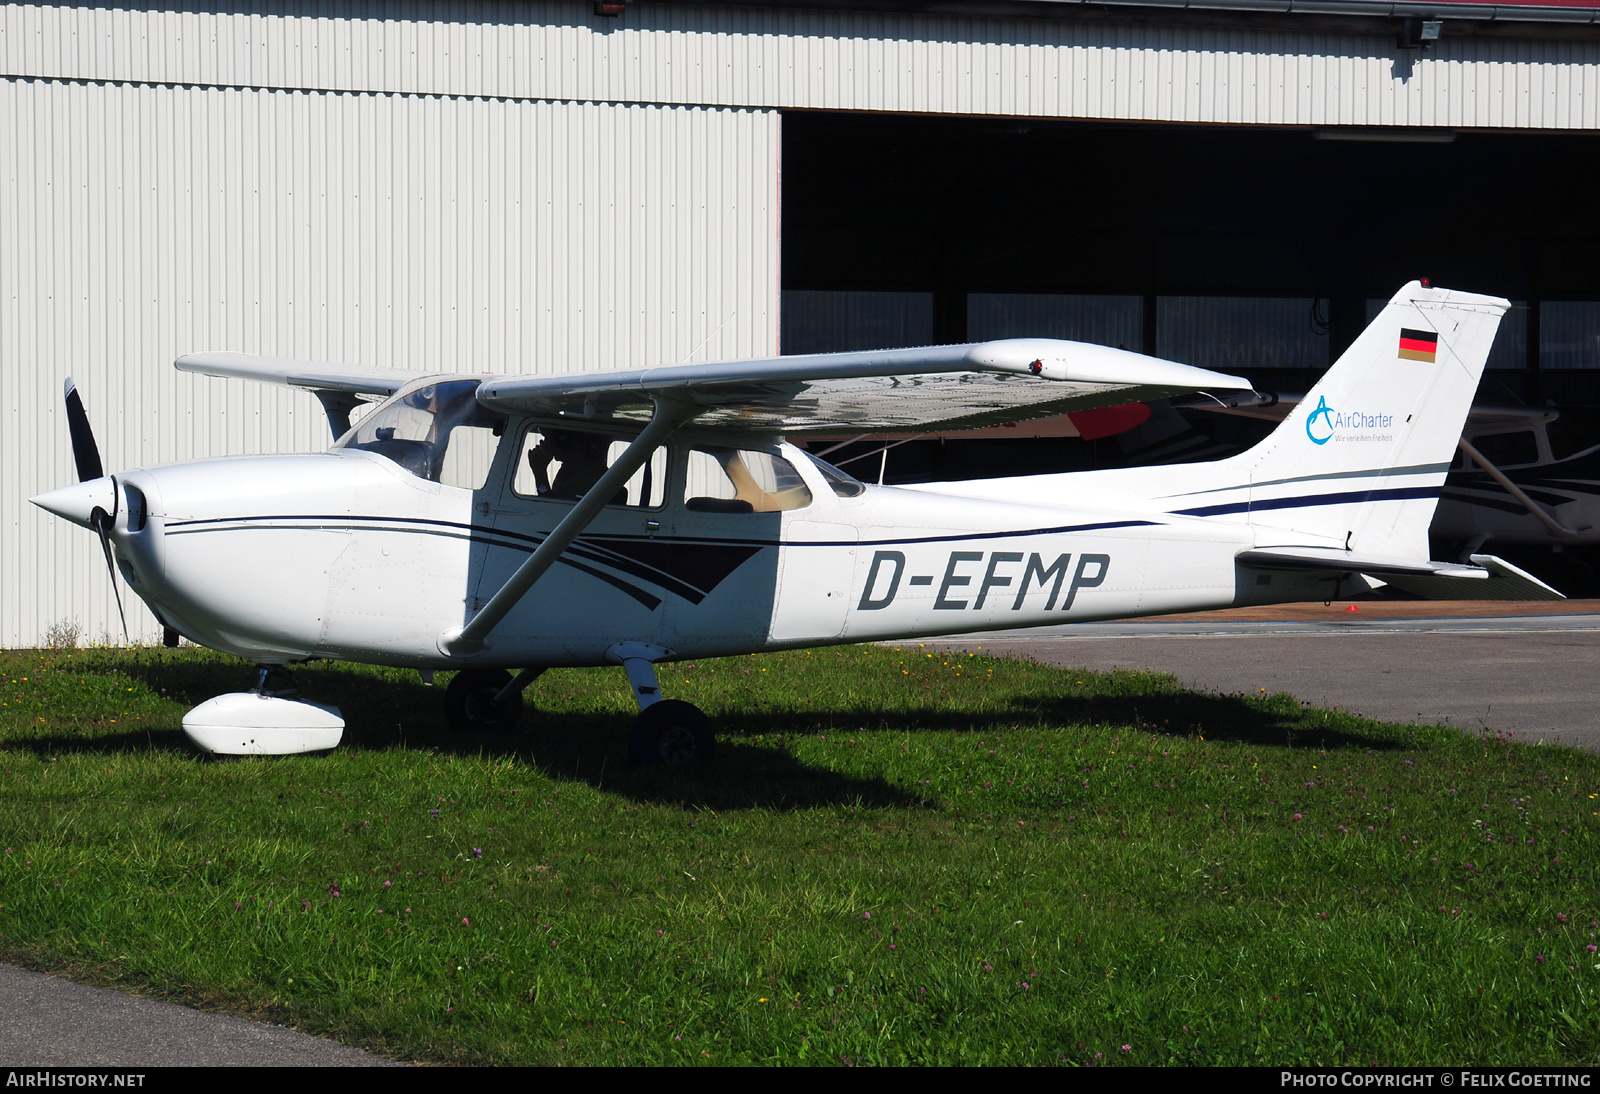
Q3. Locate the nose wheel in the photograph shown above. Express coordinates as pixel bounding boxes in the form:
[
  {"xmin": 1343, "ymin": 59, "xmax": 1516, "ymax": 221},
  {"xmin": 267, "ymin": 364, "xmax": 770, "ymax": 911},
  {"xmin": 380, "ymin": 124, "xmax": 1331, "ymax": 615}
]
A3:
[{"xmin": 444, "ymin": 668, "xmax": 528, "ymax": 732}]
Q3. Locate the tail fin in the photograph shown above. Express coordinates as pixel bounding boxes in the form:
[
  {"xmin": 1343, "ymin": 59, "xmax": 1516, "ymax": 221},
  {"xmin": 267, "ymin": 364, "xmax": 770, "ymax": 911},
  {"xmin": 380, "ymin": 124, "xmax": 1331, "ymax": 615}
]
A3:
[{"xmin": 1229, "ymin": 281, "xmax": 1508, "ymax": 558}]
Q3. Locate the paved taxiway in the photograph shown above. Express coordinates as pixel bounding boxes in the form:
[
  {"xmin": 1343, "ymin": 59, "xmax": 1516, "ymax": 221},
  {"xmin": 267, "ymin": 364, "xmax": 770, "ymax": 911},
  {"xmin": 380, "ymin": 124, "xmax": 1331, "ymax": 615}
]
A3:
[
  {"xmin": 0, "ymin": 963, "xmax": 399, "ymax": 1066},
  {"xmin": 936, "ymin": 600, "xmax": 1600, "ymax": 753}
]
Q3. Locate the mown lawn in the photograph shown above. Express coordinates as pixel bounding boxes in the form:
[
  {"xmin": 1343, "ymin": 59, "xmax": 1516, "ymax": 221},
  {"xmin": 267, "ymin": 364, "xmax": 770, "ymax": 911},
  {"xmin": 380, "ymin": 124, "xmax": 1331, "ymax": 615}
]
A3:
[{"xmin": 0, "ymin": 643, "xmax": 1596, "ymax": 1065}]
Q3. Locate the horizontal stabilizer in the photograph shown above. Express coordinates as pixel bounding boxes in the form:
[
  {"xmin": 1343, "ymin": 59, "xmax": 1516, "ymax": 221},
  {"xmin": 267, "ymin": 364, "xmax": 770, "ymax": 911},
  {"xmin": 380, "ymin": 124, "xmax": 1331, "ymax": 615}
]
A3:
[
  {"xmin": 1379, "ymin": 554, "xmax": 1566, "ymax": 601},
  {"xmin": 1239, "ymin": 547, "xmax": 1564, "ymax": 600},
  {"xmin": 1236, "ymin": 546, "xmax": 1484, "ymax": 578}
]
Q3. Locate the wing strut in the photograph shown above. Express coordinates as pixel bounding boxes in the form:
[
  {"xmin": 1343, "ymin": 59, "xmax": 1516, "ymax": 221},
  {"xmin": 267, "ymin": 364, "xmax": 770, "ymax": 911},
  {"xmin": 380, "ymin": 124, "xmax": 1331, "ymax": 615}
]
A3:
[{"xmin": 437, "ymin": 398, "xmax": 700, "ymax": 657}]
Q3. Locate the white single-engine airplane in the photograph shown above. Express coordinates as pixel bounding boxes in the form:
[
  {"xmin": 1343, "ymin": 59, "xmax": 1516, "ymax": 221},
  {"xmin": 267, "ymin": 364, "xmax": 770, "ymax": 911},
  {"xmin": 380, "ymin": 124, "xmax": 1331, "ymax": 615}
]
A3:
[{"xmin": 32, "ymin": 282, "xmax": 1558, "ymax": 761}]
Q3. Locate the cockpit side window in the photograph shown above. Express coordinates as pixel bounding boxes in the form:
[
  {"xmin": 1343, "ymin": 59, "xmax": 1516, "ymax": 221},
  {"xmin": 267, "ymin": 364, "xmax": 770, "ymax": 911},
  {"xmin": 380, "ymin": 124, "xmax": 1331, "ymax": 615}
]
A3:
[
  {"xmin": 684, "ymin": 447, "xmax": 813, "ymax": 513},
  {"xmin": 335, "ymin": 379, "xmax": 505, "ymax": 489},
  {"xmin": 510, "ymin": 427, "xmax": 667, "ymax": 508}
]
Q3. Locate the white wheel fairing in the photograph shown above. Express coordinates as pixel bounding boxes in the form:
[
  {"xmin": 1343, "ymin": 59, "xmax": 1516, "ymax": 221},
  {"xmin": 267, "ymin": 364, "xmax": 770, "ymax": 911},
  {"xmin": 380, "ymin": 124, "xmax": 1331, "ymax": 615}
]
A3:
[{"xmin": 182, "ymin": 693, "xmax": 344, "ymax": 755}]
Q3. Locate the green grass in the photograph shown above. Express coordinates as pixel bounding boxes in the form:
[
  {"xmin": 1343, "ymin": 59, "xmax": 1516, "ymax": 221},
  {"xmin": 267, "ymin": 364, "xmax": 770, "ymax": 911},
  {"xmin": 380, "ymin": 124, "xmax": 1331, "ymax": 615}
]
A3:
[{"xmin": 0, "ymin": 643, "xmax": 1597, "ymax": 1065}]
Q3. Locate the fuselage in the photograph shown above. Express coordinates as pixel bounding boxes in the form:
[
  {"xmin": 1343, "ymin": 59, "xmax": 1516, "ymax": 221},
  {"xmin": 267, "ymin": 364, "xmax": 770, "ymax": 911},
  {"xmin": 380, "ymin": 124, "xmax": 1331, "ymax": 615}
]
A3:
[{"xmin": 76, "ymin": 431, "xmax": 1313, "ymax": 669}]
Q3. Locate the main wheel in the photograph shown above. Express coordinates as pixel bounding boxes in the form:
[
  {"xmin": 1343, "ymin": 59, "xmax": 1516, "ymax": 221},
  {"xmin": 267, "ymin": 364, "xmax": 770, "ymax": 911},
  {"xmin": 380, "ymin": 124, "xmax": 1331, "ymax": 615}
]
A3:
[
  {"xmin": 444, "ymin": 669, "xmax": 523, "ymax": 732},
  {"xmin": 628, "ymin": 700, "xmax": 714, "ymax": 768}
]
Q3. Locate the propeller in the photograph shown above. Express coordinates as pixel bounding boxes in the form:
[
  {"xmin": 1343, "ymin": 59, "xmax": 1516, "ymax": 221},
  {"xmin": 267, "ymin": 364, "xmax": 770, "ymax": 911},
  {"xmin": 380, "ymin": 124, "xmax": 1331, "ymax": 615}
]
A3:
[
  {"xmin": 63, "ymin": 378, "xmax": 104, "ymax": 482},
  {"xmin": 63, "ymin": 378, "xmax": 129, "ymax": 644}
]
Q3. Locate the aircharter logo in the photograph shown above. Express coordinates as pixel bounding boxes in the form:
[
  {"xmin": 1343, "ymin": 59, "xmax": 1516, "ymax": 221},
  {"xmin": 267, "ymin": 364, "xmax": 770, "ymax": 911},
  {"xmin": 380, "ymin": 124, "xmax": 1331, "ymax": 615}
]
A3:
[{"xmin": 1305, "ymin": 396, "xmax": 1394, "ymax": 446}]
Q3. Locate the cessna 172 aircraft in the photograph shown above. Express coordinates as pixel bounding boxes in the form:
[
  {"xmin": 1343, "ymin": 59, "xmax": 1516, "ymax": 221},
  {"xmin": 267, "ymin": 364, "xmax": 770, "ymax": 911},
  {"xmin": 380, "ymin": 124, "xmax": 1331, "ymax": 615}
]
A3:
[{"xmin": 32, "ymin": 281, "xmax": 1557, "ymax": 762}]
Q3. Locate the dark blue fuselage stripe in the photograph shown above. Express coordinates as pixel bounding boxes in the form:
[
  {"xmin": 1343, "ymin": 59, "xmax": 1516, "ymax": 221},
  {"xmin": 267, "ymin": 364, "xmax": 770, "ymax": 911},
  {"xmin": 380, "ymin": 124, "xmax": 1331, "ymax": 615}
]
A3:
[
  {"xmin": 162, "ymin": 513, "xmax": 1161, "ymax": 548},
  {"xmin": 1174, "ymin": 486, "xmax": 1441, "ymax": 518},
  {"xmin": 857, "ymin": 519, "xmax": 1158, "ymax": 546},
  {"xmin": 557, "ymin": 559, "xmax": 663, "ymax": 611}
]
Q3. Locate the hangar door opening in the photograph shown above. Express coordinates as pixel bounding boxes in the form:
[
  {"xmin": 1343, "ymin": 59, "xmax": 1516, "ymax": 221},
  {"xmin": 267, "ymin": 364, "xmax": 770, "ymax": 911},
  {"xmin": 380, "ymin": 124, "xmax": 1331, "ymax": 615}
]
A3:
[{"xmin": 779, "ymin": 112, "xmax": 1600, "ymax": 588}]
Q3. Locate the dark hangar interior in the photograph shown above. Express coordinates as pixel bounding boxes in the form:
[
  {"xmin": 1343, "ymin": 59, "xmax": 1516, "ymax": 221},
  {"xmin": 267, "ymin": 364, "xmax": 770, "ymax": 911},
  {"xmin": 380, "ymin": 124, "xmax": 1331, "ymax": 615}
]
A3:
[{"xmin": 780, "ymin": 112, "xmax": 1600, "ymax": 586}]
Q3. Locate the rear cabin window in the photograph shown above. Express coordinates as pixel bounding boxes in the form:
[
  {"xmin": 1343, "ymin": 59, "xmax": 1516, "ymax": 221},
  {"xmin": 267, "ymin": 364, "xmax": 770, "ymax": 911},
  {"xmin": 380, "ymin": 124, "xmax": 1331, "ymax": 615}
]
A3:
[
  {"xmin": 511, "ymin": 427, "xmax": 667, "ymax": 508},
  {"xmin": 684, "ymin": 447, "xmax": 812, "ymax": 513}
]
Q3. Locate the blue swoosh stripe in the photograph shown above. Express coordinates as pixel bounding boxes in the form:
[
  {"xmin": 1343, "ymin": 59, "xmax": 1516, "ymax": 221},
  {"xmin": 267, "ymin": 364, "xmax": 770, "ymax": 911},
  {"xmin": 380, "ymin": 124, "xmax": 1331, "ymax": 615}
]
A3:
[{"xmin": 1174, "ymin": 486, "xmax": 1441, "ymax": 518}]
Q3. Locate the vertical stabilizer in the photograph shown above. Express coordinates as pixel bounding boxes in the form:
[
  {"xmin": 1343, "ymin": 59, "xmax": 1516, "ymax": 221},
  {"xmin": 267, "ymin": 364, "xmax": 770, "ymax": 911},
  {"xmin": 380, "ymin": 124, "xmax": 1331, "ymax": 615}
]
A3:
[{"xmin": 1234, "ymin": 282, "xmax": 1507, "ymax": 557}]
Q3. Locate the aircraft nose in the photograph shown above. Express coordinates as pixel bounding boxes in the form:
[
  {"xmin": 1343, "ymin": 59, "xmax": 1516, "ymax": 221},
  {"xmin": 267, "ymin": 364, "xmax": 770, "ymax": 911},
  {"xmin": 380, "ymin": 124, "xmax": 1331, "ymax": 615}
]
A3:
[{"xmin": 31, "ymin": 476, "xmax": 116, "ymax": 529}]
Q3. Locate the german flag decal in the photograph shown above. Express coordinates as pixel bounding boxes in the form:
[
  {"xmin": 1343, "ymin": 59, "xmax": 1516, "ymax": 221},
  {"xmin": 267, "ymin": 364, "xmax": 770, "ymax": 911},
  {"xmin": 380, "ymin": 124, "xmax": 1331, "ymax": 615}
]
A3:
[{"xmin": 1398, "ymin": 328, "xmax": 1439, "ymax": 363}]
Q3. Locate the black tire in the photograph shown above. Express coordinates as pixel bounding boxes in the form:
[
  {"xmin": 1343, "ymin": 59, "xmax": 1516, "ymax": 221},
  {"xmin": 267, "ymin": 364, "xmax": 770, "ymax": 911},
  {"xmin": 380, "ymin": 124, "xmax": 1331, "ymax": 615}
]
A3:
[
  {"xmin": 444, "ymin": 669, "xmax": 523, "ymax": 732},
  {"xmin": 628, "ymin": 700, "xmax": 714, "ymax": 768}
]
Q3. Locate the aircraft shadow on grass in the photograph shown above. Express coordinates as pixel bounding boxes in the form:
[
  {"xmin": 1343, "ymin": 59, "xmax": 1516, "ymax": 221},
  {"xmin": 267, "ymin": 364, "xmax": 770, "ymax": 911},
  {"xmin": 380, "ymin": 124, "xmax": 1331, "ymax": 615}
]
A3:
[{"xmin": 10, "ymin": 657, "xmax": 1407, "ymax": 808}]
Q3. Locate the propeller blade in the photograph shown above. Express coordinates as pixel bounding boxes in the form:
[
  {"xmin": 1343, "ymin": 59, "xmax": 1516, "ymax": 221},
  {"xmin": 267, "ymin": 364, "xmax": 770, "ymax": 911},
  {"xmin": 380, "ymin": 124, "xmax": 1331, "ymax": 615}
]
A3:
[
  {"xmin": 63, "ymin": 377, "xmax": 104, "ymax": 483},
  {"xmin": 90, "ymin": 506, "xmax": 130, "ymax": 645}
]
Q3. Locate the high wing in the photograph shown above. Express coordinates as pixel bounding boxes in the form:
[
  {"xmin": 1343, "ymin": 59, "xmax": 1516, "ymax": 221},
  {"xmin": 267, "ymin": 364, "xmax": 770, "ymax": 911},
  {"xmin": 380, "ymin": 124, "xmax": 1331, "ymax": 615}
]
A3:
[
  {"xmin": 176, "ymin": 351, "xmax": 420, "ymax": 396},
  {"xmin": 176, "ymin": 351, "xmax": 431, "ymax": 436},
  {"xmin": 474, "ymin": 340, "xmax": 1254, "ymax": 434}
]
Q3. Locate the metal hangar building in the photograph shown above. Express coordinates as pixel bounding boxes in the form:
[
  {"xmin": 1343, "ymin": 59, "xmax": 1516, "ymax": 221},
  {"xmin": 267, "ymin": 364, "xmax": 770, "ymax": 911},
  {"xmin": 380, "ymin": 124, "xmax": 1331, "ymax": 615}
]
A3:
[{"xmin": 3, "ymin": 0, "xmax": 1598, "ymax": 644}]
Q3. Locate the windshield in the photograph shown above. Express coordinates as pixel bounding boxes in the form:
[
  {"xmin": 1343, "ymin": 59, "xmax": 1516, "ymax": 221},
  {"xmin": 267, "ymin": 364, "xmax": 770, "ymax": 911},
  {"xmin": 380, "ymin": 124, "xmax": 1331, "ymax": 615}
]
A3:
[
  {"xmin": 802, "ymin": 450, "xmax": 867, "ymax": 497},
  {"xmin": 334, "ymin": 379, "xmax": 504, "ymax": 485}
]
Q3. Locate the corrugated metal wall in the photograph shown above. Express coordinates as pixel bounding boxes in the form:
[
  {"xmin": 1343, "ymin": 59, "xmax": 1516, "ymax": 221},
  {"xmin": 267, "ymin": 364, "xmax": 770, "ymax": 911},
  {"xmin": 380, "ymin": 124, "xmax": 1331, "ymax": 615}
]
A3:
[
  {"xmin": 1157, "ymin": 297, "xmax": 1331, "ymax": 371},
  {"xmin": 5, "ymin": 1, "xmax": 1597, "ymax": 129},
  {"xmin": 1540, "ymin": 303, "xmax": 1600, "ymax": 369},
  {"xmin": 968, "ymin": 294, "xmax": 1143, "ymax": 349},
  {"xmin": 781, "ymin": 290, "xmax": 934, "ymax": 354},
  {"xmin": 0, "ymin": 78, "xmax": 779, "ymax": 645}
]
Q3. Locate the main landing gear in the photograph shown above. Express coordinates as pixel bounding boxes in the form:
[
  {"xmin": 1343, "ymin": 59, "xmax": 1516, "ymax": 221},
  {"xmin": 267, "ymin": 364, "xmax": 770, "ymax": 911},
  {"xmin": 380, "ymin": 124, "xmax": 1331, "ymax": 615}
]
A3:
[
  {"xmin": 444, "ymin": 667, "xmax": 543, "ymax": 732},
  {"xmin": 630, "ymin": 699, "xmax": 714, "ymax": 768},
  {"xmin": 440, "ymin": 650, "xmax": 714, "ymax": 767},
  {"xmin": 616, "ymin": 645, "xmax": 715, "ymax": 769}
]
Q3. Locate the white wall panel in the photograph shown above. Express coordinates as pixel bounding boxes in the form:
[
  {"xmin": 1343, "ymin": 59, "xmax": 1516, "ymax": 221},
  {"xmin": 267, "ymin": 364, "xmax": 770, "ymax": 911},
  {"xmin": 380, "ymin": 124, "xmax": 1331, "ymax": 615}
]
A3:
[
  {"xmin": 4, "ymin": 1, "xmax": 1596, "ymax": 128},
  {"xmin": 0, "ymin": 79, "xmax": 779, "ymax": 645}
]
